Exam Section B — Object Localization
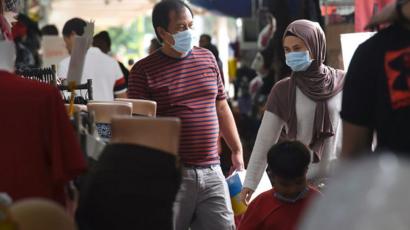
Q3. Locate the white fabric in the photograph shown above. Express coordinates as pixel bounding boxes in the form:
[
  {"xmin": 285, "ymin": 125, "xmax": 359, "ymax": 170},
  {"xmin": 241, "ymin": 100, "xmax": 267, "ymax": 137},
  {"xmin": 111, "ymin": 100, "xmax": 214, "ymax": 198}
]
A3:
[
  {"xmin": 243, "ymin": 87, "xmax": 343, "ymax": 191},
  {"xmin": 0, "ymin": 40, "xmax": 15, "ymax": 72},
  {"xmin": 86, "ymin": 133, "xmax": 106, "ymax": 161},
  {"xmin": 58, "ymin": 47, "xmax": 124, "ymax": 101}
]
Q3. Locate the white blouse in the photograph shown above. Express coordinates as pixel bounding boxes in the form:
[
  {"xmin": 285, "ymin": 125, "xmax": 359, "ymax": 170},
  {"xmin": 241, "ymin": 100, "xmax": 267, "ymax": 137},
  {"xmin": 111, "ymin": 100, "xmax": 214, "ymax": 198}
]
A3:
[{"xmin": 243, "ymin": 86, "xmax": 343, "ymax": 191}]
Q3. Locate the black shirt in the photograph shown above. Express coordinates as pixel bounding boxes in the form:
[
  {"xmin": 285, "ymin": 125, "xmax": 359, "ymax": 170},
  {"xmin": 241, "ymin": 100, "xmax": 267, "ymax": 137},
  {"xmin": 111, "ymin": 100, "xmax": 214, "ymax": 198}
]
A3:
[
  {"xmin": 76, "ymin": 144, "xmax": 181, "ymax": 230},
  {"xmin": 341, "ymin": 23, "xmax": 410, "ymax": 155}
]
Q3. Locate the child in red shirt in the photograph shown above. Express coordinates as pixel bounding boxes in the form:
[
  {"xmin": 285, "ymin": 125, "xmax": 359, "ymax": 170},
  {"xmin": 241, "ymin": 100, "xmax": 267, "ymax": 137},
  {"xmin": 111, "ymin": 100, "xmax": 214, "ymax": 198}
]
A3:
[{"xmin": 238, "ymin": 141, "xmax": 321, "ymax": 230}]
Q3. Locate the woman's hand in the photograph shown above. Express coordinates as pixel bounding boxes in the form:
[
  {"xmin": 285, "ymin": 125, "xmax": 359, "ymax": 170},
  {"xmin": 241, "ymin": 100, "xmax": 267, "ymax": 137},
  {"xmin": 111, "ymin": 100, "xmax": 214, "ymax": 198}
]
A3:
[{"xmin": 240, "ymin": 187, "xmax": 254, "ymax": 206}]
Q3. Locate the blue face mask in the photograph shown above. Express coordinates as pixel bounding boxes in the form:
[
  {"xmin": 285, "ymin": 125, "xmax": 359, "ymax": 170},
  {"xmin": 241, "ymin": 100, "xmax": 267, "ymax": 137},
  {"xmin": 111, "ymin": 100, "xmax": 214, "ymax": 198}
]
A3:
[
  {"xmin": 285, "ymin": 51, "xmax": 313, "ymax": 72},
  {"xmin": 172, "ymin": 29, "xmax": 196, "ymax": 54}
]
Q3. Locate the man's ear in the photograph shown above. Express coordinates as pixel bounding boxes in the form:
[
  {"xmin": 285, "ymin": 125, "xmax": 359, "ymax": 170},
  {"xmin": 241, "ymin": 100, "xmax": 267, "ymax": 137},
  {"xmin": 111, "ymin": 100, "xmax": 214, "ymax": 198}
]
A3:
[{"xmin": 156, "ymin": 27, "xmax": 166, "ymax": 41}]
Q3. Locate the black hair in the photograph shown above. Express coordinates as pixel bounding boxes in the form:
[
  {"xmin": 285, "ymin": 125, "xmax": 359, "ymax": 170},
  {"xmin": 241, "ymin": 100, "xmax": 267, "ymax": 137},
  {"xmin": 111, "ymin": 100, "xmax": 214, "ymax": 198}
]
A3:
[
  {"xmin": 284, "ymin": 31, "xmax": 297, "ymax": 37},
  {"xmin": 267, "ymin": 141, "xmax": 310, "ymax": 179},
  {"xmin": 62, "ymin": 17, "xmax": 86, "ymax": 37},
  {"xmin": 41, "ymin": 24, "xmax": 59, "ymax": 36},
  {"xmin": 200, "ymin": 34, "xmax": 211, "ymax": 43},
  {"xmin": 93, "ymin": 31, "xmax": 111, "ymax": 53},
  {"xmin": 152, "ymin": 0, "xmax": 193, "ymax": 42}
]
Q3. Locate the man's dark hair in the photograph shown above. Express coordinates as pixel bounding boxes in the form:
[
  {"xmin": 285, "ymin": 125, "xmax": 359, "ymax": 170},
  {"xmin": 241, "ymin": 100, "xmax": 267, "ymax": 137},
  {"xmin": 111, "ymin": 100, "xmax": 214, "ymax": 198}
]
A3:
[
  {"xmin": 267, "ymin": 141, "xmax": 310, "ymax": 179},
  {"xmin": 41, "ymin": 24, "xmax": 59, "ymax": 36},
  {"xmin": 62, "ymin": 17, "xmax": 86, "ymax": 37},
  {"xmin": 150, "ymin": 38, "xmax": 162, "ymax": 49},
  {"xmin": 152, "ymin": 0, "xmax": 193, "ymax": 42},
  {"xmin": 200, "ymin": 34, "xmax": 211, "ymax": 43},
  {"xmin": 93, "ymin": 31, "xmax": 111, "ymax": 53}
]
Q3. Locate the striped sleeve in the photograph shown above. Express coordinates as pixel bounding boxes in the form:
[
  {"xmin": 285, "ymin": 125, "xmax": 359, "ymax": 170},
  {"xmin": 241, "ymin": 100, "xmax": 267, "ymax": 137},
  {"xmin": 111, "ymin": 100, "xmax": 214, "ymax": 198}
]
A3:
[
  {"xmin": 213, "ymin": 57, "xmax": 226, "ymax": 100},
  {"xmin": 128, "ymin": 62, "xmax": 150, "ymax": 100}
]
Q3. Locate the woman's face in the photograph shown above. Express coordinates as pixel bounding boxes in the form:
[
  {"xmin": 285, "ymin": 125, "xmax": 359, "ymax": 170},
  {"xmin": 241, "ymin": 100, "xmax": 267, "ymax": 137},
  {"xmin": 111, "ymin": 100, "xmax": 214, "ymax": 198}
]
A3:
[{"xmin": 283, "ymin": 35, "xmax": 309, "ymax": 55}]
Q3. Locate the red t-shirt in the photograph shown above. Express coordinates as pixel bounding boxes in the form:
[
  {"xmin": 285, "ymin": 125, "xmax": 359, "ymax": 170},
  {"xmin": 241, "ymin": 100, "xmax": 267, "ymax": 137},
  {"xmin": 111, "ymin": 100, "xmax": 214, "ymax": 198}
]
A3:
[
  {"xmin": 238, "ymin": 186, "xmax": 321, "ymax": 230},
  {"xmin": 0, "ymin": 71, "xmax": 86, "ymax": 206}
]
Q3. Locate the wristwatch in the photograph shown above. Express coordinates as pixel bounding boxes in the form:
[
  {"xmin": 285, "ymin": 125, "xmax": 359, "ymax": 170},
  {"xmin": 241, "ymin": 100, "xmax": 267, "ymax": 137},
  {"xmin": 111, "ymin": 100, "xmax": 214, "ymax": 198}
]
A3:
[{"xmin": 396, "ymin": 0, "xmax": 410, "ymax": 23}]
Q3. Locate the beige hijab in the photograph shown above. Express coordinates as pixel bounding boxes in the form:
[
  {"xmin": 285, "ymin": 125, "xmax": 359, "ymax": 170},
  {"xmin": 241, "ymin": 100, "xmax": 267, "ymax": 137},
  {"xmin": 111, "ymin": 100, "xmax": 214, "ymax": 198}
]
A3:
[{"xmin": 267, "ymin": 19, "xmax": 345, "ymax": 162}]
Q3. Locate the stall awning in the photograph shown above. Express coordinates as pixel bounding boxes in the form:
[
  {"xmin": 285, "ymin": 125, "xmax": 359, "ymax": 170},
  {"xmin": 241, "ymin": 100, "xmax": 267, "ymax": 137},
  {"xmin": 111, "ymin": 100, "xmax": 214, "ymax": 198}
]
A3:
[
  {"xmin": 49, "ymin": 0, "xmax": 158, "ymax": 29},
  {"xmin": 190, "ymin": 0, "xmax": 253, "ymax": 18}
]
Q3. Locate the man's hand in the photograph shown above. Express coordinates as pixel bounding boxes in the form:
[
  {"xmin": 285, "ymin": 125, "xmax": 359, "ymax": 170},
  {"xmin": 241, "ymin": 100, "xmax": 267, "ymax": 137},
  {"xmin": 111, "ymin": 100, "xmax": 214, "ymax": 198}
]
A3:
[
  {"xmin": 229, "ymin": 150, "xmax": 245, "ymax": 175},
  {"xmin": 240, "ymin": 187, "xmax": 254, "ymax": 206},
  {"xmin": 115, "ymin": 91, "xmax": 128, "ymax": 98}
]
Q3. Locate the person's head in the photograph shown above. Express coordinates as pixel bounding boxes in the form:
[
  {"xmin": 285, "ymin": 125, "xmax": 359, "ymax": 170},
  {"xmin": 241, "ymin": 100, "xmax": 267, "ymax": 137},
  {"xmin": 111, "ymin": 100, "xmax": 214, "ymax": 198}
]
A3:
[
  {"xmin": 128, "ymin": 58, "xmax": 134, "ymax": 66},
  {"xmin": 199, "ymin": 34, "xmax": 211, "ymax": 48},
  {"xmin": 267, "ymin": 141, "xmax": 310, "ymax": 199},
  {"xmin": 283, "ymin": 19, "xmax": 325, "ymax": 72},
  {"xmin": 148, "ymin": 38, "xmax": 161, "ymax": 54},
  {"xmin": 40, "ymin": 24, "xmax": 59, "ymax": 36},
  {"xmin": 152, "ymin": 0, "xmax": 194, "ymax": 55},
  {"xmin": 93, "ymin": 31, "xmax": 111, "ymax": 54},
  {"xmin": 62, "ymin": 17, "xmax": 87, "ymax": 54}
]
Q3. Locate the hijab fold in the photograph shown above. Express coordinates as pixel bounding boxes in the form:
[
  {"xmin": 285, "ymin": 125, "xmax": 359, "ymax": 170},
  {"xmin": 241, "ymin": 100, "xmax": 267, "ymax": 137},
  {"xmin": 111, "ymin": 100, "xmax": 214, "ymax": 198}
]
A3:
[{"xmin": 268, "ymin": 20, "xmax": 345, "ymax": 162}]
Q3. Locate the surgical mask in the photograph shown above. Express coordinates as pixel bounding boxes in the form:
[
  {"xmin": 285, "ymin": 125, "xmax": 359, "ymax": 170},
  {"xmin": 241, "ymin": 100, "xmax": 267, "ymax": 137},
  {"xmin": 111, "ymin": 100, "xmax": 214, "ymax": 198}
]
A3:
[
  {"xmin": 274, "ymin": 186, "xmax": 309, "ymax": 203},
  {"xmin": 285, "ymin": 51, "xmax": 313, "ymax": 72},
  {"xmin": 172, "ymin": 29, "xmax": 196, "ymax": 54}
]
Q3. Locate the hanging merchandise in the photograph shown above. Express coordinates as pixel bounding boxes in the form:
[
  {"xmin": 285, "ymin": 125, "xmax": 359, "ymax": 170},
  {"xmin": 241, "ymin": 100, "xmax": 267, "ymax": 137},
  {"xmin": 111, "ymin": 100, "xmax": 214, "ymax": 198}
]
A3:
[
  {"xmin": 190, "ymin": 0, "xmax": 252, "ymax": 18},
  {"xmin": 355, "ymin": 0, "xmax": 395, "ymax": 32},
  {"xmin": 4, "ymin": 0, "xmax": 19, "ymax": 12}
]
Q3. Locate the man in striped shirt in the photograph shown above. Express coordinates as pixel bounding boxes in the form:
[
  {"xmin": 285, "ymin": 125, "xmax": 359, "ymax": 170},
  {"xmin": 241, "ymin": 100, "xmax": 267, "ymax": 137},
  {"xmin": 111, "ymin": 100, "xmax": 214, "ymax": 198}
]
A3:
[{"xmin": 128, "ymin": 1, "xmax": 244, "ymax": 229}]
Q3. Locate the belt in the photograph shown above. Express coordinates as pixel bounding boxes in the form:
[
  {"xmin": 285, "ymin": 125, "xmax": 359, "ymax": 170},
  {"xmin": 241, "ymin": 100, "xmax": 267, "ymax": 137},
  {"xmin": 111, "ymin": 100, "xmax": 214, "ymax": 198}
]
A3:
[{"xmin": 183, "ymin": 163, "xmax": 219, "ymax": 169}]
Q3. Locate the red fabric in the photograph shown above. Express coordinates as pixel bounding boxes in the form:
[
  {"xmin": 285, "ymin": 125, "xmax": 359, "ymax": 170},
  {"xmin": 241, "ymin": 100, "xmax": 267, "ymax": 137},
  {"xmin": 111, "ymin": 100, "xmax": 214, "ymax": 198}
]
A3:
[
  {"xmin": 237, "ymin": 186, "xmax": 321, "ymax": 230},
  {"xmin": 0, "ymin": 71, "xmax": 86, "ymax": 206},
  {"xmin": 355, "ymin": 0, "xmax": 394, "ymax": 32},
  {"xmin": 11, "ymin": 21, "xmax": 27, "ymax": 39}
]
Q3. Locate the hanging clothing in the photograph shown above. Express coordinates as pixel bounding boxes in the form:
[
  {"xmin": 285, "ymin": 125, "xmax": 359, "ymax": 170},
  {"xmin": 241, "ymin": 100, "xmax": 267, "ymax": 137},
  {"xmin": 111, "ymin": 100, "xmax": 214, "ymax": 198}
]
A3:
[
  {"xmin": 0, "ymin": 70, "xmax": 86, "ymax": 206},
  {"xmin": 4, "ymin": 0, "xmax": 19, "ymax": 12},
  {"xmin": 355, "ymin": 0, "xmax": 394, "ymax": 31}
]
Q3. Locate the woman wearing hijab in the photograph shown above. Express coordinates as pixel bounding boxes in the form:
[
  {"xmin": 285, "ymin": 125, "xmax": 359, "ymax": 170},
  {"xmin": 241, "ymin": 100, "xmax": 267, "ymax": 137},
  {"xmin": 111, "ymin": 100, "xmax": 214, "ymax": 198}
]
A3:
[{"xmin": 240, "ymin": 19, "xmax": 345, "ymax": 204}]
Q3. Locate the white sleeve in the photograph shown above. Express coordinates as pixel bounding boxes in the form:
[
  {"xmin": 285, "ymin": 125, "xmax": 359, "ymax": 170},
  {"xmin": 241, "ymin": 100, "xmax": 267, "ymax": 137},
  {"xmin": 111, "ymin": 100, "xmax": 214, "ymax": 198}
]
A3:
[
  {"xmin": 113, "ymin": 60, "xmax": 123, "ymax": 81},
  {"xmin": 243, "ymin": 111, "xmax": 285, "ymax": 191},
  {"xmin": 57, "ymin": 58, "xmax": 69, "ymax": 79}
]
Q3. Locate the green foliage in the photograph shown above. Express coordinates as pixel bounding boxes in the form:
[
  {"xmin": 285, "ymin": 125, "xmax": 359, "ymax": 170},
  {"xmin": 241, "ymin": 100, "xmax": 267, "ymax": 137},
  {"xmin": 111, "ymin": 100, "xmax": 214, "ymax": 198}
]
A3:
[{"xmin": 105, "ymin": 16, "xmax": 155, "ymax": 62}]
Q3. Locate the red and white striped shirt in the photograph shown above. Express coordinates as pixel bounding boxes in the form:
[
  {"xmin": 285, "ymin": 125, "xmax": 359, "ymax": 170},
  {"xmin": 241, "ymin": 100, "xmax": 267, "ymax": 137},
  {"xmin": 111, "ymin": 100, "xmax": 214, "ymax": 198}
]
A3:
[{"xmin": 128, "ymin": 47, "xmax": 226, "ymax": 166}]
